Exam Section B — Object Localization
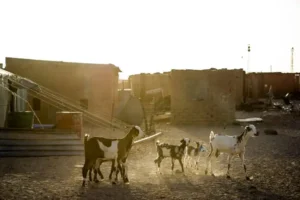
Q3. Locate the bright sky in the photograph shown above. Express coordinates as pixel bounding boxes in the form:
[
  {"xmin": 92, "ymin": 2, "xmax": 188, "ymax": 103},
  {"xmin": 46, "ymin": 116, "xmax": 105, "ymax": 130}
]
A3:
[{"xmin": 0, "ymin": 0, "xmax": 299, "ymax": 79}]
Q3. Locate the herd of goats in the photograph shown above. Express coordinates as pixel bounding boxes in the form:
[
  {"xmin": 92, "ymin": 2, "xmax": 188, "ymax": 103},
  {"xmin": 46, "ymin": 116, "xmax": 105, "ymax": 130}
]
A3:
[{"xmin": 81, "ymin": 124, "xmax": 259, "ymax": 187}]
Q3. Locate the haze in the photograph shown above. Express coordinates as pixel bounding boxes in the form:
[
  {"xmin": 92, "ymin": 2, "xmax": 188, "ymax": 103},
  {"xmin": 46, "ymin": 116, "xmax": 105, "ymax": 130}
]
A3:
[{"xmin": 0, "ymin": 0, "xmax": 299, "ymax": 79}]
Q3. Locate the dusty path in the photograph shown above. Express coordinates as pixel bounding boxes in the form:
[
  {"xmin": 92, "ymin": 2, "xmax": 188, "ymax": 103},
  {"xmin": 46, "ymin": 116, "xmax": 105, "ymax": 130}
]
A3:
[{"xmin": 0, "ymin": 112, "xmax": 300, "ymax": 200}]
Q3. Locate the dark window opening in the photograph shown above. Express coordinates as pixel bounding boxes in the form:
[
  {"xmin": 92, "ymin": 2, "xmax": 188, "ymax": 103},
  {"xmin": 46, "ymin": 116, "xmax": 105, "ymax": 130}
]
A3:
[
  {"xmin": 80, "ymin": 99, "xmax": 88, "ymax": 110},
  {"xmin": 32, "ymin": 98, "xmax": 41, "ymax": 111}
]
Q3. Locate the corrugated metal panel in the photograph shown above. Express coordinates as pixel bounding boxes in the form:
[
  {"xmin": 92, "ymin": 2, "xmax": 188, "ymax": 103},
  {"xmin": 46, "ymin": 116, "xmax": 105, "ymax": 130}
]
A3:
[
  {"xmin": 0, "ymin": 139, "xmax": 82, "ymax": 146},
  {"xmin": 0, "ymin": 151, "xmax": 84, "ymax": 157},
  {"xmin": 0, "ymin": 132, "xmax": 79, "ymax": 140},
  {"xmin": 0, "ymin": 145, "xmax": 84, "ymax": 151},
  {"xmin": 0, "ymin": 129, "xmax": 84, "ymax": 156}
]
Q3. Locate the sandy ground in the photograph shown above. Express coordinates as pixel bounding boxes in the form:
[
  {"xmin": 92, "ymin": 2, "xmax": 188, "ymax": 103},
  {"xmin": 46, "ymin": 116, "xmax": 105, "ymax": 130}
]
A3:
[{"xmin": 0, "ymin": 111, "xmax": 300, "ymax": 200}]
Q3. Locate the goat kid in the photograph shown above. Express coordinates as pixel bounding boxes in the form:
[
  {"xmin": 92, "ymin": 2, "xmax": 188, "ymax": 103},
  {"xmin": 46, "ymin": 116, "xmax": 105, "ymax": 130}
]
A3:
[
  {"xmin": 82, "ymin": 125, "xmax": 144, "ymax": 187},
  {"xmin": 154, "ymin": 138, "xmax": 190, "ymax": 174},
  {"xmin": 205, "ymin": 124, "xmax": 259, "ymax": 180},
  {"xmin": 184, "ymin": 141, "xmax": 206, "ymax": 170}
]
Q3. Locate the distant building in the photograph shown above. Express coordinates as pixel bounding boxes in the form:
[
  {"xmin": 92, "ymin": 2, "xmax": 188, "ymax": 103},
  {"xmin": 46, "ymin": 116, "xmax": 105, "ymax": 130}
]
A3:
[
  {"xmin": 129, "ymin": 72, "xmax": 171, "ymax": 99},
  {"xmin": 246, "ymin": 72, "xmax": 300, "ymax": 99}
]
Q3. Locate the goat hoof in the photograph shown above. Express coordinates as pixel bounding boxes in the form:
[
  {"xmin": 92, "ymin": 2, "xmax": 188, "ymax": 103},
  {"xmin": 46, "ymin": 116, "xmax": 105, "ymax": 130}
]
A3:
[
  {"xmin": 226, "ymin": 175, "xmax": 231, "ymax": 179},
  {"xmin": 124, "ymin": 181, "xmax": 130, "ymax": 185},
  {"xmin": 246, "ymin": 176, "xmax": 253, "ymax": 181},
  {"xmin": 211, "ymin": 173, "xmax": 215, "ymax": 177},
  {"xmin": 123, "ymin": 177, "xmax": 129, "ymax": 183},
  {"xmin": 112, "ymin": 181, "xmax": 117, "ymax": 185}
]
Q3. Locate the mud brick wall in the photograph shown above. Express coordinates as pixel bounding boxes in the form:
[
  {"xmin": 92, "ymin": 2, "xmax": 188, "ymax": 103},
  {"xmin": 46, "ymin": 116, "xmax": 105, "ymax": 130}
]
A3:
[
  {"xmin": 129, "ymin": 73, "xmax": 171, "ymax": 98},
  {"xmin": 234, "ymin": 69, "xmax": 246, "ymax": 106},
  {"xmin": 246, "ymin": 72, "xmax": 300, "ymax": 99},
  {"xmin": 170, "ymin": 69, "xmax": 236, "ymax": 125},
  {"xmin": 5, "ymin": 57, "xmax": 119, "ymax": 124}
]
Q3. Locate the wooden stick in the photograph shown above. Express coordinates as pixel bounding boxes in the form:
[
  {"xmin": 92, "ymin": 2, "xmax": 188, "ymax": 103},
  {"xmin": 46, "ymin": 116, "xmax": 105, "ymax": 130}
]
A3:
[{"xmin": 133, "ymin": 132, "xmax": 163, "ymax": 146}]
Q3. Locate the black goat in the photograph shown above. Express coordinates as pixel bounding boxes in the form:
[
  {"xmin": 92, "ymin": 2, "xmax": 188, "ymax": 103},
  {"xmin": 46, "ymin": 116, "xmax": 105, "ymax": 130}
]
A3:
[{"xmin": 154, "ymin": 138, "xmax": 190, "ymax": 174}]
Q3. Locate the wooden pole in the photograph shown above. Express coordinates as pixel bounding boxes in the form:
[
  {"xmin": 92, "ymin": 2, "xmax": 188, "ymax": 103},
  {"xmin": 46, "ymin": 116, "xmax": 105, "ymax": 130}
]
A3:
[{"xmin": 133, "ymin": 132, "xmax": 163, "ymax": 145}]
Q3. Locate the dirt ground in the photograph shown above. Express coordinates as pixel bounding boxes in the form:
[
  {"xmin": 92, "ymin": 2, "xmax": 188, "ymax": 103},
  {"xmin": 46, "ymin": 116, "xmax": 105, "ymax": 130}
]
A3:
[{"xmin": 0, "ymin": 110, "xmax": 300, "ymax": 200}]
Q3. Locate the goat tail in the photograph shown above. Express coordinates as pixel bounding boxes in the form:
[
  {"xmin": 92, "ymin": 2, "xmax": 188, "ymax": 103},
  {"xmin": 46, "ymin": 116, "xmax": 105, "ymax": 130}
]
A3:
[
  {"xmin": 209, "ymin": 131, "xmax": 215, "ymax": 142},
  {"xmin": 84, "ymin": 133, "xmax": 89, "ymax": 146}
]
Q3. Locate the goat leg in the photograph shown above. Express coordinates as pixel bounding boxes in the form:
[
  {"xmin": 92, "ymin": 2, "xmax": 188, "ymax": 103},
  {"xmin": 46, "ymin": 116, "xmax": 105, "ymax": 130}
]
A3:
[
  {"xmin": 108, "ymin": 160, "xmax": 115, "ymax": 180},
  {"xmin": 88, "ymin": 168, "xmax": 93, "ymax": 182},
  {"xmin": 82, "ymin": 160, "xmax": 93, "ymax": 187},
  {"xmin": 97, "ymin": 167, "xmax": 104, "ymax": 180},
  {"xmin": 93, "ymin": 160, "xmax": 103, "ymax": 183},
  {"xmin": 93, "ymin": 168, "xmax": 100, "ymax": 183},
  {"xmin": 154, "ymin": 157, "xmax": 162, "ymax": 174},
  {"xmin": 195, "ymin": 156, "xmax": 200, "ymax": 170},
  {"xmin": 122, "ymin": 162, "xmax": 130, "ymax": 184},
  {"xmin": 183, "ymin": 154, "xmax": 188, "ymax": 168},
  {"xmin": 226, "ymin": 155, "xmax": 233, "ymax": 179},
  {"xmin": 111, "ymin": 158, "xmax": 118, "ymax": 185},
  {"xmin": 239, "ymin": 152, "xmax": 251, "ymax": 180},
  {"xmin": 210, "ymin": 155, "xmax": 216, "ymax": 177},
  {"xmin": 171, "ymin": 158, "xmax": 175, "ymax": 174},
  {"xmin": 179, "ymin": 158, "xmax": 184, "ymax": 173},
  {"xmin": 205, "ymin": 152, "xmax": 212, "ymax": 175}
]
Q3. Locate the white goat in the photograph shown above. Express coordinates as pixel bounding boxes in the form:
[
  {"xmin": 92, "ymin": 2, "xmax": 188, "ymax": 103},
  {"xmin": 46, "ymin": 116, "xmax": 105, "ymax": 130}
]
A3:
[{"xmin": 205, "ymin": 124, "xmax": 259, "ymax": 180}]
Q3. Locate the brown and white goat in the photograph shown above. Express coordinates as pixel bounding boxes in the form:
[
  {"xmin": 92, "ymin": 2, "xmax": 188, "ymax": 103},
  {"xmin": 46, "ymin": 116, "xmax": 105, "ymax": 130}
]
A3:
[
  {"xmin": 154, "ymin": 138, "xmax": 190, "ymax": 174},
  {"xmin": 205, "ymin": 124, "xmax": 259, "ymax": 180},
  {"xmin": 82, "ymin": 126, "xmax": 144, "ymax": 186}
]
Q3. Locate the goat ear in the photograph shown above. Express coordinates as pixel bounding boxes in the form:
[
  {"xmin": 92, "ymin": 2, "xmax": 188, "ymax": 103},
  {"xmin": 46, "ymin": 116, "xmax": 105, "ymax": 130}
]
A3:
[{"xmin": 180, "ymin": 139, "xmax": 184, "ymax": 143}]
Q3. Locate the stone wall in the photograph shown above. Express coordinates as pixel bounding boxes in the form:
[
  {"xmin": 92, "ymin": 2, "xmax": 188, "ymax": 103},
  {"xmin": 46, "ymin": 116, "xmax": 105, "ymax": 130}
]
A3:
[
  {"xmin": 129, "ymin": 72, "xmax": 170, "ymax": 98},
  {"xmin": 5, "ymin": 57, "xmax": 120, "ymax": 124},
  {"xmin": 170, "ymin": 69, "xmax": 236, "ymax": 125}
]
